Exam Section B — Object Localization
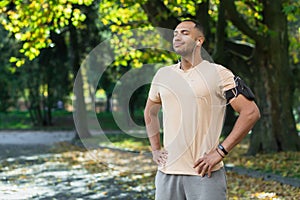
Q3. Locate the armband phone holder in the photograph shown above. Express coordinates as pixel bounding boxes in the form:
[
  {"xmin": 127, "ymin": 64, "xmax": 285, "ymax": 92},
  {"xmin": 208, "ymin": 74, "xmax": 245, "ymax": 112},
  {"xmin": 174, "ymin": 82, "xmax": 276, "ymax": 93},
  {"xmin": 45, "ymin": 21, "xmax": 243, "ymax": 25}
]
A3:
[{"xmin": 225, "ymin": 76, "xmax": 255, "ymax": 101}]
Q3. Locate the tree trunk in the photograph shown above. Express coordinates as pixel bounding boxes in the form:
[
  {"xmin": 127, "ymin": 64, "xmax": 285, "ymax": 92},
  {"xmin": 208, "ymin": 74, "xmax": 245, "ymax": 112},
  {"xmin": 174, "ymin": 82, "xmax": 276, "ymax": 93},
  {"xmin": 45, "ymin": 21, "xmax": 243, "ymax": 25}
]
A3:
[
  {"xmin": 69, "ymin": 25, "xmax": 91, "ymax": 138},
  {"xmin": 73, "ymin": 70, "xmax": 91, "ymax": 138},
  {"xmin": 106, "ymin": 93, "xmax": 112, "ymax": 112},
  {"xmin": 142, "ymin": 0, "xmax": 300, "ymax": 154},
  {"xmin": 141, "ymin": 0, "xmax": 179, "ymax": 44},
  {"xmin": 247, "ymin": 0, "xmax": 299, "ymax": 154},
  {"xmin": 195, "ymin": 0, "xmax": 210, "ymax": 51},
  {"xmin": 212, "ymin": 0, "xmax": 226, "ymax": 63}
]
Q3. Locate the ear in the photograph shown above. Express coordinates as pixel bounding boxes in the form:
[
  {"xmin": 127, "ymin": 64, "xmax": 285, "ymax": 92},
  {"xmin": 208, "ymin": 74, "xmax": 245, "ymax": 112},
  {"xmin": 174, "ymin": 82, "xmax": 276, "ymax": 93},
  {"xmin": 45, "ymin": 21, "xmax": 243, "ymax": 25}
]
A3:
[{"xmin": 197, "ymin": 36, "xmax": 205, "ymax": 46}]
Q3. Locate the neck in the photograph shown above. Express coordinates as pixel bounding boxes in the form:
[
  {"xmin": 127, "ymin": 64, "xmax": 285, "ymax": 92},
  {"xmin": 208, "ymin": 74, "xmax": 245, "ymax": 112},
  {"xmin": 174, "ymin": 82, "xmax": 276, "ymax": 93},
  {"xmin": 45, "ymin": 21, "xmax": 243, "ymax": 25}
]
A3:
[
  {"xmin": 179, "ymin": 46, "xmax": 203, "ymax": 71},
  {"xmin": 180, "ymin": 56, "xmax": 203, "ymax": 71}
]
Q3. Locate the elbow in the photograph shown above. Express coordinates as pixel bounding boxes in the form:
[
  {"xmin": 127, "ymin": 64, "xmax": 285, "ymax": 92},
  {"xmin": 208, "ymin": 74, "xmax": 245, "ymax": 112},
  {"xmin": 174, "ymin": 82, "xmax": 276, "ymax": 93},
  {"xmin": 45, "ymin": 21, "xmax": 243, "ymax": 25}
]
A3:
[
  {"xmin": 244, "ymin": 104, "xmax": 261, "ymax": 123},
  {"xmin": 144, "ymin": 110, "xmax": 151, "ymax": 125},
  {"xmin": 144, "ymin": 109, "xmax": 156, "ymax": 125},
  {"xmin": 253, "ymin": 104, "xmax": 261, "ymax": 121},
  {"xmin": 256, "ymin": 107, "xmax": 261, "ymax": 121},
  {"xmin": 143, "ymin": 109, "xmax": 147, "ymax": 121}
]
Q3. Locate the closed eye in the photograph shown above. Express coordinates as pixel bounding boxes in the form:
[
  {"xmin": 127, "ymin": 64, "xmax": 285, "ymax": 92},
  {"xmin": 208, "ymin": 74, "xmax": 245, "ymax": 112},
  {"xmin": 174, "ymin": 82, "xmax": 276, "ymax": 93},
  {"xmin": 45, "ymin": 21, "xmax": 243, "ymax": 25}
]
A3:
[
  {"xmin": 182, "ymin": 30, "xmax": 189, "ymax": 35},
  {"xmin": 174, "ymin": 29, "xmax": 190, "ymax": 36}
]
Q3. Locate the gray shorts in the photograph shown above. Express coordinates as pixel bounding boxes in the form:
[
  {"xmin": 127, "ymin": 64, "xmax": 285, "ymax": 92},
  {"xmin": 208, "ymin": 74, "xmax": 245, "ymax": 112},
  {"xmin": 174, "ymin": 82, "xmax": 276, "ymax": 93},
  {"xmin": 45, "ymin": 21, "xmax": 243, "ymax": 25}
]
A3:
[{"xmin": 155, "ymin": 168, "xmax": 227, "ymax": 200}]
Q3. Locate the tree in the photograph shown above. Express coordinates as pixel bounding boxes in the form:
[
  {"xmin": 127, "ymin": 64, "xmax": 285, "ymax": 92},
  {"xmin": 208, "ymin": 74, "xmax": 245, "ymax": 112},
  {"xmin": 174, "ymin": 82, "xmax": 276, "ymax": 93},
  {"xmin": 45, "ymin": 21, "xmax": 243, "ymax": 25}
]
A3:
[
  {"xmin": 1, "ymin": 0, "xmax": 299, "ymax": 152},
  {"xmin": 223, "ymin": 0, "xmax": 300, "ymax": 153},
  {"xmin": 0, "ymin": 0, "xmax": 93, "ymax": 129},
  {"xmin": 70, "ymin": 1, "xmax": 107, "ymax": 138},
  {"xmin": 0, "ymin": 25, "xmax": 19, "ymax": 112},
  {"xmin": 100, "ymin": 0, "xmax": 300, "ymax": 154},
  {"xmin": 37, "ymin": 31, "xmax": 71, "ymax": 126},
  {"xmin": 13, "ymin": 33, "xmax": 71, "ymax": 127}
]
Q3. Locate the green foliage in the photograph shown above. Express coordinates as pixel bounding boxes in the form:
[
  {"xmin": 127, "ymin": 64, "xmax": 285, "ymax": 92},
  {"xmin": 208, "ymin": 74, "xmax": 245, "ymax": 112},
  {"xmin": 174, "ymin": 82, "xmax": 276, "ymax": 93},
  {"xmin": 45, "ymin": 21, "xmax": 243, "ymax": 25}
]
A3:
[
  {"xmin": 96, "ymin": 112, "xmax": 122, "ymax": 130},
  {"xmin": 100, "ymin": 0, "xmax": 148, "ymax": 29},
  {"xmin": 0, "ymin": 0, "xmax": 93, "ymax": 65},
  {"xmin": 284, "ymin": 1, "xmax": 300, "ymax": 64},
  {"xmin": 0, "ymin": 26, "xmax": 21, "ymax": 111},
  {"xmin": 226, "ymin": 1, "xmax": 264, "ymax": 44},
  {"xmin": 2, "ymin": 0, "xmax": 297, "ymax": 68},
  {"xmin": 0, "ymin": 110, "xmax": 74, "ymax": 130},
  {"xmin": 230, "ymin": 1, "xmax": 300, "ymax": 65},
  {"xmin": 99, "ymin": 0, "xmax": 177, "ymax": 69},
  {"xmin": 0, "ymin": 111, "xmax": 32, "ymax": 129}
]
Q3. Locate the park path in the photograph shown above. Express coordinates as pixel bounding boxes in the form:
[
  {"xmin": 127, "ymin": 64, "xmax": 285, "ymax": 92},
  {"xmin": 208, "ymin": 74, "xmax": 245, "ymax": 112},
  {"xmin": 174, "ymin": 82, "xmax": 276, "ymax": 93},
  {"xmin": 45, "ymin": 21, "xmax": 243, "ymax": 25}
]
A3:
[
  {"xmin": 0, "ymin": 130, "xmax": 75, "ymax": 145},
  {"xmin": 0, "ymin": 130, "xmax": 156, "ymax": 200}
]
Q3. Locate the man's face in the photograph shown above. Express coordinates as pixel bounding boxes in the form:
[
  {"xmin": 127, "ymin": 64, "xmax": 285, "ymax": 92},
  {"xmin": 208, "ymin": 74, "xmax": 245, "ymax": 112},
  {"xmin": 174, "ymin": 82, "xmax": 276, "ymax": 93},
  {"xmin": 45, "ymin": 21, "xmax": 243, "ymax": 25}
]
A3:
[{"xmin": 173, "ymin": 21, "xmax": 202, "ymax": 56}]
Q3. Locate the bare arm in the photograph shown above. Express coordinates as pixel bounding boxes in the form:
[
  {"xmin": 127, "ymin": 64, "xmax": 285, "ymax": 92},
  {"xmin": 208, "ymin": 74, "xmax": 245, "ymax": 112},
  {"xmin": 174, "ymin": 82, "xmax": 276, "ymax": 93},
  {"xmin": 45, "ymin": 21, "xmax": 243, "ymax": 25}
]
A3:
[
  {"xmin": 194, "ymin": 94, "xmax": 260, "ymax": 177},
  {"xmin": 221, "ymin": 94, "xmax": 261, "ymax": 152},
  {"xmin": 144, "ymin": 98, "xmax": 168, "ymax": 166},
  {"xmin": 144, "ymin": 98, "xmax": 162, "ymax": 151}
]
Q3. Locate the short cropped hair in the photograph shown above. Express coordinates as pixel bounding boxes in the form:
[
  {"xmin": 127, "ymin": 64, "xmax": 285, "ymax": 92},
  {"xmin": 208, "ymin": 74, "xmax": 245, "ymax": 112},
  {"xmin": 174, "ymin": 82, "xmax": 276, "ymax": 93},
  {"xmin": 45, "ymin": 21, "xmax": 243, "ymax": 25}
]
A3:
[{"xmin": 180, "ymin": 19, "xmax": 205, "ymax": 36}]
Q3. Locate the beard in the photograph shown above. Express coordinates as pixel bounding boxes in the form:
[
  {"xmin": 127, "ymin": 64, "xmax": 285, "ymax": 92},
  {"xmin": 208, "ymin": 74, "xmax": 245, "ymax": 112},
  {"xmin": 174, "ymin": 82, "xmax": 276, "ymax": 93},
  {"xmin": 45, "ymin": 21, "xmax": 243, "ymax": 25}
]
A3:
[{"xmin": 174, "ymin": 45, "xmax": 195, "ymax": 57}]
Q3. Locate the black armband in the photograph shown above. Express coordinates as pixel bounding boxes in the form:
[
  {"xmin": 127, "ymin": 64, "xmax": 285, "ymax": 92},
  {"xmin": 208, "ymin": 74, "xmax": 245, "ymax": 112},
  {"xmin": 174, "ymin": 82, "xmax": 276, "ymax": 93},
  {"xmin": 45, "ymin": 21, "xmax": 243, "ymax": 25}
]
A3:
[{"xmin": 225, "ymin": 76, "xmax": 255, "ymax": 102}]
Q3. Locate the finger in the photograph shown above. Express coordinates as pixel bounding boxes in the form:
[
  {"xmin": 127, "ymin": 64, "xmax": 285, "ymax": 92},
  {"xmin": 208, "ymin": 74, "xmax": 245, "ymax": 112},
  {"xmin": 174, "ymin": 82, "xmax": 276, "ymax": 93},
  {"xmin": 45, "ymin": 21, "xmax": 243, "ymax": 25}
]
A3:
[
  {"xmin": 157, "ymin": 158, "xmax": 163, "ymax": 166},
  {"xmin": 207, "ymin": 166, "xmax": 212, "ymax": 178},
  {"xmin": 198, "ymin": 163, "xmax": 207, "ymax": 174},
  {"xmin": 154, "ymin": 156, "xmax": 162, "ymax": 165},
  {"xmin": 193, "ymin": 158, "xmax": 204, "ymax": 168},
  {"xmin": 160, "ymin": 158, "xmax": 166, "ymax": 164},
  {"xmin": 159, "ymin": 157, "xmax": 167, "ymax": 164},
  {"xmin": 160, "ymin": 153, "xmax": 168, "ymax": 159},
  {"xmin": 160, "ymin": 155, "xmax": 168, "ymax": 164},
  {"xmin": 200, "ymin": 164, "xmax": 209, "ymax": 177},
  {"xmin": 162, "ymin": 152, "xmax": 168, "ymax": 157},
  {"xmin": 196, "ymin": 161, "xmax": 206, "ymax": 172}
]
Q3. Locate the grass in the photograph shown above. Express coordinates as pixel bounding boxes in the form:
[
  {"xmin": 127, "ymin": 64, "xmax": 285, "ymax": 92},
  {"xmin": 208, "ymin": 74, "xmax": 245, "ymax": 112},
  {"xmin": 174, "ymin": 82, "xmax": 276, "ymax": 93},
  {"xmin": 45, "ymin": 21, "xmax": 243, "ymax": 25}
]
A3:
[
  {"xmin": 0, "ymin": 111, "xmax": 32, "ymax": 129},
  {"xmin": 0, "ymin": 110, "xmax": 145, "ymax": 131},
  {"xmin": 96, "ymin": 112, "xmax": 122, "ymax": 130},
  {"xmin": 0, "ymin": 110, "xmax": 75, "ymax": 130}
]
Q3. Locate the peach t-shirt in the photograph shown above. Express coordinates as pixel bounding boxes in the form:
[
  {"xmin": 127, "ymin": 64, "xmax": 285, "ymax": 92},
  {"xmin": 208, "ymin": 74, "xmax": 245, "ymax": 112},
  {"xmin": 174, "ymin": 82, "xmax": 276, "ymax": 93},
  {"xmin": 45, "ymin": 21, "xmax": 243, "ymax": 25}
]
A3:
[{"xmin": 148, "ymin": 60, "xmax": 235, "ymax": 175}]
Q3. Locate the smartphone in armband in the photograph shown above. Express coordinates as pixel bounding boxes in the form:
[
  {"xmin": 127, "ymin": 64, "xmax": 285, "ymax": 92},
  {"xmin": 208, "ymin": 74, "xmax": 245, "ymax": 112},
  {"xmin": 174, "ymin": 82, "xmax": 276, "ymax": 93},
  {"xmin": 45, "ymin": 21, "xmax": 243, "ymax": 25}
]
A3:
[{"xmin": 225, "ymin": 76, "xmax": 256, "ymax": 102}]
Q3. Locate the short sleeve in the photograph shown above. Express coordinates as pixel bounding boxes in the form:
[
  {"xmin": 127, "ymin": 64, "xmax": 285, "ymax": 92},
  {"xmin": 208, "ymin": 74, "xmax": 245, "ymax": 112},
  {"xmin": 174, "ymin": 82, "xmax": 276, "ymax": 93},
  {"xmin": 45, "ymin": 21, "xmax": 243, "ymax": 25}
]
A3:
[
  {"xmin": 217, "ymin": 66, "xmax": 236, "ymax": 99},
  {"xmin": 148, "ymin": 72, "xmax": 161, "ymax": 103}
]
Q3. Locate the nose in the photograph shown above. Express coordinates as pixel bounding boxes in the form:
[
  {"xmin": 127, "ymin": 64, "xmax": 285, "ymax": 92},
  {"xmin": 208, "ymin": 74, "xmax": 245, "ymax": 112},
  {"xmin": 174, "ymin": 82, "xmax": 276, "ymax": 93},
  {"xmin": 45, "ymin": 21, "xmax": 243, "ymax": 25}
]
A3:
[
  {"xmin": 173, "ymin": 34, "xmax": 181, "ymax": 42},
  {"xmin": 174, "ymin": 33, "xmax": 181, "ymax": 40}
]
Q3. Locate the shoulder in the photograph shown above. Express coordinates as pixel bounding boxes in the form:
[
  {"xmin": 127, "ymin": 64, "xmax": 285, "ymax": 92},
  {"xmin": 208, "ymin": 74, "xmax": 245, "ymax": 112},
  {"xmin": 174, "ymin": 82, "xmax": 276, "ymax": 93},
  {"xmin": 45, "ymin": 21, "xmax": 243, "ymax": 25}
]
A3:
[
  {"xmin": 200, "ymin": 61, "xmax": 235, "ymax": 90},
  {"xmin": 157, "ymin": 63, "xmax": 177, "ymax": 72},
  {"xmin": 211, "ymin": 63, "xmax": 235, "ymax": 78},
  {"xmin": 208, "ymin": 61, "xmax": 232, "ymax": 73},
  {"xmin": 198, "ymin": 60, "xmax": 234, "ymax": 77},
  {"xmin": 153, "ymin": 63, "xmax": 178, "ymax": 77},
  {"xmin": 197, "ymin": 60, "xmax": 229, "ymax": 72}
]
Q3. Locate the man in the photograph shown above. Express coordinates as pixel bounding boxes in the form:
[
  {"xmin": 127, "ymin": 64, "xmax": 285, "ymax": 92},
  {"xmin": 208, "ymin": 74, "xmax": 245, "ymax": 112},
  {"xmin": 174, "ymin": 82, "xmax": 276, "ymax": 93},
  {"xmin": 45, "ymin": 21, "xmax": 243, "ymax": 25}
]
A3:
[{"xmin": 144, "ymin": 20, "xmax": 260, "ymax": 199}]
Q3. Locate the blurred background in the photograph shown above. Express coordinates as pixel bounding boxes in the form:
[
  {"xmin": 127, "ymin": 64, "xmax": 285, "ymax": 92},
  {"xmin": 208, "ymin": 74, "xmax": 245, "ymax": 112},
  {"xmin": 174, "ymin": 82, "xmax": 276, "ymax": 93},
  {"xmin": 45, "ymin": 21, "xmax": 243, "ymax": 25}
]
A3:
[
  {"xmin": 1, "ymin": 0, "xmax": 299, "ymax": 154},
  {"xmin": 0, "ymin": 1, "xmax": 299, "ymax": 199}
]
